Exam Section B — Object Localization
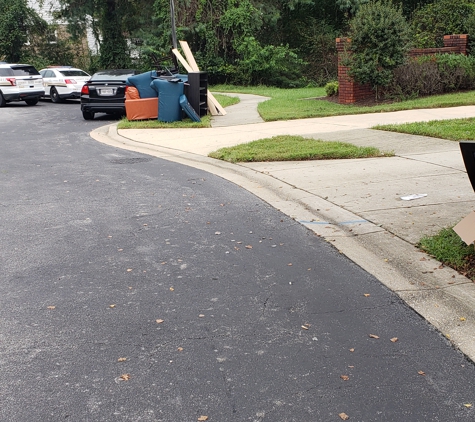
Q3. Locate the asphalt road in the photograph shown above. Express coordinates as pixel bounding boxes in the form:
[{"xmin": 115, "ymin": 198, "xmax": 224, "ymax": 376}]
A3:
[{"xmin": 1, "ymin": 100, "xmax": 475, "ymax": 421}]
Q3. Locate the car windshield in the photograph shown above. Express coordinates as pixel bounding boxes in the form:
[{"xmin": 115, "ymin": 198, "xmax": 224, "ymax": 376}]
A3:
[
  {"xmin": 11, "ymin": 66, "xmax": 40, "ymax": 76},
  {"xmin": 91, "ymin": 70, "xmax": 138, "ymax": 82},
  {"xmin": 59, "ymin": 70, "xmax": 90, "ymax": 77}
]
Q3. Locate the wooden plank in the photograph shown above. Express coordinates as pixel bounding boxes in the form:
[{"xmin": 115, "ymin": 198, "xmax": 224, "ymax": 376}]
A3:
[
  {"xmin": 173, "ymin": 46, "xmax": 225, "ymax": 115},
  {"xmin": 172, "ymin": 48, "xmax": 193, "ymax": 72},
  {"xmin": 179, "ymin": 41, "xmax": 200, "ymax": 71},
  {"xmin": 208, "ymin": 91, "xmax": 227, "ymax": 115}
]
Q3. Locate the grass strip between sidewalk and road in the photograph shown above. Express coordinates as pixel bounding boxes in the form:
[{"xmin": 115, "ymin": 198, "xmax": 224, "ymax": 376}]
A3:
[
  {"xmin": 208, "ymin": 135, "xmax": 393, "ymax": 163},
  {"xmin": 117, "ymin": 93, "xmax": 238, "ymax": 129},
  {"xmin": 419, "ymin": 228, "xmax": 475, "ymax": 281},
  {"xmin": 373, "ymin": 117, "xmax": 475, "ymax": 141}
]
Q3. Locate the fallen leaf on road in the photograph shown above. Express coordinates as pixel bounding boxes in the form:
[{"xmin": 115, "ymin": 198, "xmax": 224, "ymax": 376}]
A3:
[
  {"xmin": 177, "ymin": 347, "xmax": 184, "ymax": 352},
  {"xmin": 109, "ymin": 304, "xmax": 116, "ymax": 308},
  {"xmin": 47, "ymin": 306, "xmax": 56, "ymax": 310},
  {"xmin": 127, "ymin": 269, "xmax": 133, "ymax": 272},
  {"xmin": 197, "ymin": 416, "xmax": 208, "ymax": 421},
  {"xmin": 199, "ymin": 314, "xmax": 205, "ymax": 318},
  {"xmin": 464, "ymin": 404, "xmax": 472, "ymax": 408},
  {"xmin": 460, "ymin": 317, "xmax": 466, "ymax": 321},
  {"xmin": 245, "ymin": 245, "xmax": 252, "ymax": 249},
  {"xmin": 369, "ymin": 334, "xmax": 379, "ymax": 339},
  {"xmin": 301, "ymin": 325, "xmax": 309, "ymax": 330},
  {"xmin": 364, "ymin": 294, "xmax": 370, "ymax": 297},
  {"xmin": 340, "ymin": 375, "xmax": 350, "ymax": 381},
  {"xmin": 118, "ymin": 358, "xmax": 127, "ymax": 362},
  {"xmin": 169, "ymin": 287, "xmax": 174, "ymax": 291},
  {"xmin": 418, "ymin": 371, "xmax": 426, "ymax": 376},
  {"xmin": 288, "ymin": 263, "xmax": 293, "ymax": 266},
  {"xmin": 339, "ymin": 412, "xmax": 350, "ymax": 420},
  {"xmin": 349, "ymin": 348, "xmax": 355, "ymax": 352},
  {"xmin": 390, "ymin": 337, "xmax": 398, "ymax": 343},
  {"xmin": 120, "ymin": 374, "xmax": 131, "ymax": 381},
  {"xmin": 156, "ymin": 319, "xmax": 164, "ymax": 324}
]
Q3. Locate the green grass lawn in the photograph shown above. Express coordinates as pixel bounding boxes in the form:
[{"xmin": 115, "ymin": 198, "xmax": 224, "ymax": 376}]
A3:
[
  {"xmin": 419, "ymin": 228, "xmax": 475, "ymax": 281},
  {"xmin": 211, "ymin": 85, "xmax": 475, "ymax": 122},
  {"xmin": 373, "ymin": 117, "xmax": 475, "ymax": 141},
  {"xmin": 208, "ymin": 135, "xmax": 393, "ymax": 163},
  {"xmin": 117, "ymin": 93, "xmax": 238, "ymax": 129}
]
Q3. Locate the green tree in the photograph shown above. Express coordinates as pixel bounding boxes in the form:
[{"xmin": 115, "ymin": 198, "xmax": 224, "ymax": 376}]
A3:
[
  {"xmin": 0, "ymin": 0, "xmax": 47, "ymax": 62},
  {"xmin": 347, "ymin": 0, "xmax": 411, "ymax": 97}
]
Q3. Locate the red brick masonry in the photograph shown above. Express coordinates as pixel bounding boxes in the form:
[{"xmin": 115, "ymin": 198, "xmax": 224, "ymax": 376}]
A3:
[{"xmin": 336, "ymin": 34, "xmax": 469, "ymax": 104}]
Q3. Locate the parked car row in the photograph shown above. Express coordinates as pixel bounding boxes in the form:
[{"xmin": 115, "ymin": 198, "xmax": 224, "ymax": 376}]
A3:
[{"xmin": 0, "ymin": 62, "xmax": 139, "ymax": 120}]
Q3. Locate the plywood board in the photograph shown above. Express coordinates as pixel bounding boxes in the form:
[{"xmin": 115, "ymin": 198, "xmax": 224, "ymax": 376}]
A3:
[{"xmin": 453, "ymin": 210, "xmax": 475, "ymax": 245}]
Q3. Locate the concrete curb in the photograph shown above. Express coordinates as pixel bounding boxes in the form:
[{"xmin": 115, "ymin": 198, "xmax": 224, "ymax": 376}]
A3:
[{"xmin": 91, "ymin": 123, "xmax": 475, "ymax": 362}]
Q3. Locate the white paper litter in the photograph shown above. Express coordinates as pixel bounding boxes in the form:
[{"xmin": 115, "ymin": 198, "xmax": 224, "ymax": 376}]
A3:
[{"xmin": 400, "ymin": 193, "xmax": 428, "ymax": 201}]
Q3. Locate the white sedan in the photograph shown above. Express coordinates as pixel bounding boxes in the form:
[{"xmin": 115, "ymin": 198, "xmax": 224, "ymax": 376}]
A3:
[{"xmin": 40, "ymin": 67, "xmax": 90, "ymax": 103}]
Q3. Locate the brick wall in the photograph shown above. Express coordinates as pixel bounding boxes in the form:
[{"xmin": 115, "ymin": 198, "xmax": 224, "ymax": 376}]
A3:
[{"xmin": 336, "ymin": 34, "xmax": 469, "ymax": 104}]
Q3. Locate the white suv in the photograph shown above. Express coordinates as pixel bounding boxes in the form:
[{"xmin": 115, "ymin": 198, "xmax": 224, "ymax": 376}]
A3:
[
  {"xmin": 0, "ymin": 63, "xmax": 44, "ymax": 107},
  {"xmin": 39, "ymin": 66, "xmax": 90, "ymax": 103}
]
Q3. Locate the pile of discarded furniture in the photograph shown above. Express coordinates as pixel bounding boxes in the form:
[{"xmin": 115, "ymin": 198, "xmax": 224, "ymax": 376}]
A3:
[{"xmin": 125, "ymin": 41, "xmax": 225, "ymax": 122}]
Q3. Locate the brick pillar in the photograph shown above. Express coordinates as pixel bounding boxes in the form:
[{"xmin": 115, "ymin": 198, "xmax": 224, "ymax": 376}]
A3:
[
  {"xmin": 443, "ymin": 34, "xmax": 469, "ymax": 55},
  {"xmin": 336, "ymin": 37, "xmax": 373, "ymax": 104}
]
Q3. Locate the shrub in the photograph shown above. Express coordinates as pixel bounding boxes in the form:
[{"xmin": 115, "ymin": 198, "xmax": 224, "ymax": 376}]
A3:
[
  {"xmin": 346, "ymin": 0, "xmax": 411, "ymax": 98},
  {"xmin": 412, "ymin": 0, "xmax": 475, "ymax": 49},
  {"xmin": 325, "ymin": 81, "xmax": 339, "ymax": 96},
  {"xmin": 385, "ymin": 54, "xmax": 475, "ymax": 99}
]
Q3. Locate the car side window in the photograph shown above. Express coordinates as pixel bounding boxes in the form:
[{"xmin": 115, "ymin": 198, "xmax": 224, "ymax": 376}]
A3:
[{"xmin": 0, "ymin": 68, "xmax": 14, "ymax": 76}]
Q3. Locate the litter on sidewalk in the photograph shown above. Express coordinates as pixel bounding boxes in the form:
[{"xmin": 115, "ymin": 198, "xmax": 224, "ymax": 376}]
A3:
[{"xmin": 400, "ymin": 193, "xmax": 428, "ymax": 201}]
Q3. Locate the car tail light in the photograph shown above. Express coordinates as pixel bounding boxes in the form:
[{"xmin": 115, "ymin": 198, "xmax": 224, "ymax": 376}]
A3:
[
  {"xmin": 81, "ymin": 85, "xmax": 89, "ymax": 94},
  {"xmin": 6, "ymin": 78, "xmax": 16, "ymax": 86},
  {"xmin": 64, "ymin": 79, "xmax": 77, "ymax": 84}
]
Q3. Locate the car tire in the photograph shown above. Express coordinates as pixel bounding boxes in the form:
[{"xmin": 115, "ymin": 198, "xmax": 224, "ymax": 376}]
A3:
[
  {"xmin": 0, "ymin": 92, "xmax": 5, "ymax": 107},
  {"xmin": 82, "ymin": 110, "xmax": 95, "ymax": 120},
  {"xmin": 51, "ymin": 87, "xmax": 62, "ymax": 103},
  {"xmin": 25, "ymin": 98, "xmax": 39, "ymax": 106}
]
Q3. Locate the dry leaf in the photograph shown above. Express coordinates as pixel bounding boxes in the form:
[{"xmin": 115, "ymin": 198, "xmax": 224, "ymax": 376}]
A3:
[
  {"xmin": 47, "ymin": 306, "xmax": 56, "ymax": 310},
  {"xmin": 340, "ymin": 375, "xmax": 350, "ymax": 381},
  {"xmin": 120, "ymin": 374, "xmax": 131, "ymax": 381},
  {"xmin": 369, "ymin": 334, "xmax": 379, "ymax": 339},
  {"xmin": 118, "ymin": 357, "xmax": 127, "ymax": 362},
  {"xmin": 177, "ymin": 347, "xmax": 184, "ymax": 352},
  {"xmin": 199, "ymin": 314, "xmax": 205, "ymax": 318},
  {"xmin": 169, "ymin": 287, "xmax": 174, "ymax": 291},
  {"xmin": 301, "ymin": 325, "xmax": 309, "ymax": 330},
  {"xmin": 464, "ymin": 404, "xmax": 472, "ymax": 408},
  {"xmin": 288, "ymin": 263, "xmax": 293, "ymax": 266},
  {"xmin": 156, "ymin": 319, "xmax": 164, "ymax": 324},
  {"xmin": 460, "ymin": 317, "xmax": 466, "ymax": 321},
  {"xmin": 418, "ymin": 371, "xmax": 426, "ymax": 376},
  {"xmin": 245, "ymin": 245, "xmax": 252, "ymax": 249},
  {"xmin": 109, "ymin": 304, "xmax": 116, "ymax": 308},
  {"xmin": 339, "ymin": 412, "xmax": 350, "ymax": 420},
  {"xmin": 127, "ymin": 269, "xmax": 133, "ymax": 272},
  {"xmin": 390, "ymin": 337, "xmax": 398, "ymax": 343},
  {"xmin": 349, "ymin": 348, "xmax": 355, "ymax": 352},
  {"xmin": 197, "ymin": 417, "xmax": 208, "ymax": 421},
  {"xmin": 364, "ymin": 293, "xmax": 370, "ymax": 297}
]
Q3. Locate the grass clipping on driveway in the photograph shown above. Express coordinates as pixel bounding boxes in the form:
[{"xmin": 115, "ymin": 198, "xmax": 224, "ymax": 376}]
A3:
[
  {"xmin": 208, "ymin": 135, "xmax": 392, "ymax": 163},
  {"xmin": 419, "ymin": 228, "xmax": 475, "ymax": 281}
]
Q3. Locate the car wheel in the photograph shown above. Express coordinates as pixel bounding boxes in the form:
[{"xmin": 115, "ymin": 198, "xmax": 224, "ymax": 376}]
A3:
[
  {"xmin": 51, "ymin": 87, "xmax": 62, "ymax": 103},
  {"xmin": 0, "ymin": 92, "xmax": 5, "ymax": 107},
  {"xmin": 82, "ymin": 110, "xmax": 95, "ymax": 120},
  {"xmin": 25, "ymin": 98, "xmax": 39, "ymax": 106}
]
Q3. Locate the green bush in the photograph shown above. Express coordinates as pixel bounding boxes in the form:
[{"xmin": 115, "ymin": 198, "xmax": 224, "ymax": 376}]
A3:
[
  {"xmin": 324, "ymin": 81, "xmax": 339, "ymax": 96},
  {"xmin": 385, "ymin": 54, "xmax": 475, "ymax": 99},
  {"xmin": 346, "ymin": 0, "xmax": 411, "ymax": 98},
  {"xmin": 412, "ymin": 0, "xmax": 475, "ymax": 49}
]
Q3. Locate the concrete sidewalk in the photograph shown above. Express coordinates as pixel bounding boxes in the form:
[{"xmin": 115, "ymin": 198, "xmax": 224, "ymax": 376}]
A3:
[{"xmin": 91, "ymin": 96, "xmax": 475, "ymax": 361}]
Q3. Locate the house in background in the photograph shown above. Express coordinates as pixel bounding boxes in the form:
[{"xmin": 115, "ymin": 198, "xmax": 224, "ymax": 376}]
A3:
[{"xmin": 28, "ymin": 0, "xmax": 99, "ymax": 56}]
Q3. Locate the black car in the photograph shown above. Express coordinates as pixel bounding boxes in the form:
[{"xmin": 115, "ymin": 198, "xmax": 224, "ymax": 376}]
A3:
[{"xmin": 80, "ymin": 69, "xmax": 140, "ymax": 120}]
